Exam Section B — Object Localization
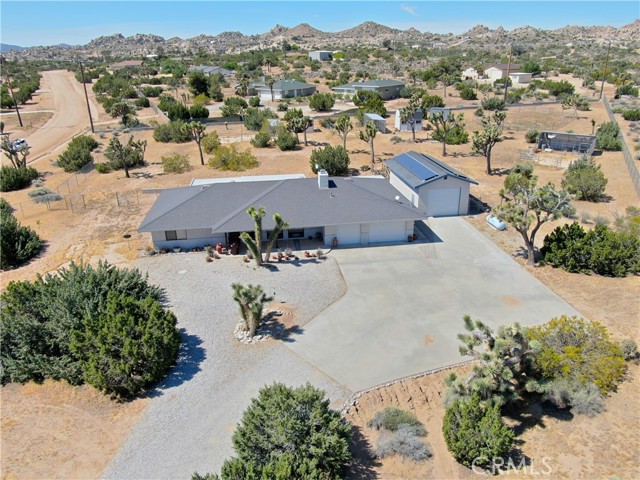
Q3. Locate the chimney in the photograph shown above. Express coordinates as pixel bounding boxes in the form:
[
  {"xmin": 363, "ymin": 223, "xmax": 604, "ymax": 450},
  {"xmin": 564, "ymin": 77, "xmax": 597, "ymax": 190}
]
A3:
[{"xmin": 318, "ymin": 169, "xmax": 329, "ymax": 189}]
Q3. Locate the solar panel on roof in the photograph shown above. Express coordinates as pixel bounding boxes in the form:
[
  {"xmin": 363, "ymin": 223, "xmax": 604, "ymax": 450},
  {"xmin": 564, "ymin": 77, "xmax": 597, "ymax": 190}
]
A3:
[{"xmin": 395, "ymin": 153, "xmax": 437, "ymax": 181}]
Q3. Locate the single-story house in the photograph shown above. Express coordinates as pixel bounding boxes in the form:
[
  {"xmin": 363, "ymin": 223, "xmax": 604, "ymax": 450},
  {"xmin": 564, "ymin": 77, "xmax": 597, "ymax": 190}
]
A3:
[
  {"xmin": 191, "ymin": 174, "xmax": 306, "ymax": 186},
  {"xmin": 249, "ymin": 80, "xmax": 317, "ymax": 100},
  {"xmin": 461, "ymin": 67, "xmax": 479, "ymax": 81},
  {"xmin": 385, "ymin": 151, "xmax": 478, "ymax": 217},
  {"xmin": 432, "ymin": 42, "xmax": 447, "ymax": 49},
  {"xmin": 332, "ymin": 79, "xmax": 405, "ymax": 100},
  {"xmin": 364, "ymin": 113, "xmax": 387, "ymax": 133},
  {"xmin": 537, "ymin": 131, "xmax": 597, "ymax": 155},
  {"xmin": 483, "ymin": 63, "xmax": 521, "ymax": 81},
  {"xmin": 110, "ymin": 60, "xmax": 144, "ymax": 70},
  {"xmin": 188, "ymin": 65, "xmax": 233, "ymax": 77},
  {"xmin": 508, "ymin": 72, "xmax": 532, "ymax": 85},
  {"xmin": 394, "ymin": 109, "xmax": 424, "ymax": 132},
  {"xmin": 308, "ymin": 50, "xmax": 333, "ymax": 61},
  {"xmin": 139, "ymin": 172, "xmax": 424, "ymax": 250}
]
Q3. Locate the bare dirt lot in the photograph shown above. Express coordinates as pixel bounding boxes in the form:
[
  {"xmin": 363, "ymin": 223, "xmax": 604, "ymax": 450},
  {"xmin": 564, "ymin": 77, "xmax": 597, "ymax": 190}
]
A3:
[{"xmin": 1, "ymin": 73, "xmax": 638, "ymax": 479}]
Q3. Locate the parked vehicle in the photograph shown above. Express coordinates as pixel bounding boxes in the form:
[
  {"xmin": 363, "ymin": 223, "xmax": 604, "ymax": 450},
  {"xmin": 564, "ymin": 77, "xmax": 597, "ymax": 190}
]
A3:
[{"xmin": 11, "ymin": 138, "xmax": 29, "ymax": 151}]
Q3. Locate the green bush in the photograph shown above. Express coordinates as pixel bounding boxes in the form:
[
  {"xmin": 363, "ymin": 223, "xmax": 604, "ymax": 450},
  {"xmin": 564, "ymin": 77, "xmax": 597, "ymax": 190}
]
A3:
[
  {"xmin": 422, "ymin": 94, "xmax": 445, "ymax": 109},
  {"xmin": 250, "ymin": 131, "xmax": 271, "ymax": 148},
  {"xmin": 0, "ymin": 166, "xmax": 39, "ymax": 192},
  {"xmin": 616, "ymin": 84, "xmax": 639, "ymax": 97},
  {"xmin": 0, "ymin": 197, "xmax": 12, "ymax": 214},
  {"xmin": 432, "ymin": 124, "xmax": 469, "ymax": 145},
  {"xmin": 443, "ymin": 394, "xmax": 514, "ymax": 468},
  {"xmin": 70, "ymin": 292, "xmax": 180, "ymax": 398},
  {"xmin": 540, "ymin": 79, "xmax": 575, "ymax": 97},
  {"xmin": 540, "ymin": 222, "xmax": 592, "ymax": 273},
  {"xmin": 309, "ymin": 92, "xmax": 335, "ymax": 111},
  {"xmin": 220, "ymin": 96, "xmax": 248, "ymax": 117},
  {"xmin": 0, "ymin": 261, "xmax": 174, "ymax": 398},
  {"xmin": 189, "ymin": 104, "xmax": 209, "ymax": 119},
  {"xmin": 56, "ymin": 135, "xmax": 98, "ymax": 172},
  {"xmin": 193, "ymin": 93, "xmax": 211, "ymax": 105},
  {"xmin": 28, "ymin": 187, "xmax": 62, "ymax": 204},
  {"xmin": 0, "ymin": 209, "xmax": 42, "ymax": 270},
  {"xmin": 481, "ymin": 97, "xmax": 505, "ymax": 111},
  {"xmin": 153, "ymin": 120, "xmax": 191, "ymax": 143},
  {"xmin": 620, "ymin": 339, "xmax": 639, "ymax": 361},
  {"xmin": 208, "ymin": 145, "xmax": 258, "ymax": 171},
  {"xmin": 166, "ymin": 102, "xmax": 190, "ymax": 121},
  {"xmin": 95, "ymin": 163, "xmax": 112, "ymax": 174},
  {"xmin": 135, "ymin": 96, "xmax": 150, "ymax": 108},
  {"xmin": 201, "ymin": 131, "xmax": 221, "ymax": 154},
  {"xmin": 141, "ymin": 86, "xmax": 163, "ymax": 97},
  {"xmin": 158, "ymin": 94, "xmax": 177, "ymax": 112},
  {"xmin": 561, "ymin": 155, "xmax": 608, "ymax": 201},
  {"xmin": 596, "ymin": 122, "xmax": 622, "ymax": 151},
  {"xmin": 525, "ymin": 129, "xmax": 539, "ymax": 143},
  {"xmin": 310, "ymin": 145, "xmax": 350, "ymax": 176},
  {"xmin": 243, "ymin": 107, "xmax": 277, "ymax": 131},
  {"xmin": 622, "ymin": 109, "xmax": 640, "ymax": 121},
  {"xmin": 248, "ymin": 96, "xmax": 260, "ymax": 107},
  {"xmin": 458, "ymin": 85, "xmax": 477, "ymax": 101},
  {"xmin": 368, "ymin": 407, "xmax": 425, "ymax": 434},
  {"xmin": 275, "ymin": 129, "xmax": 298, "ymax": 151},
  {"xmin": 527, "ymin": 316, "xmax": 626, "ymax": 393},
  {"xmin": 161, "ymin": 154, "xmax": 191, "ymax": 173}
]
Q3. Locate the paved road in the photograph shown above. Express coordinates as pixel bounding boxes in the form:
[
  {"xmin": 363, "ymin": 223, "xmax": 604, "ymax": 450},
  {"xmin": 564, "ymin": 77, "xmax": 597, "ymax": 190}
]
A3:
[
  {"xmin": 24, "ymin": 70, "xmax": 97, "ymax": 162},
  {"xmin": 288, "ymin": 217, "xmax": 582, "ymax": 391}
]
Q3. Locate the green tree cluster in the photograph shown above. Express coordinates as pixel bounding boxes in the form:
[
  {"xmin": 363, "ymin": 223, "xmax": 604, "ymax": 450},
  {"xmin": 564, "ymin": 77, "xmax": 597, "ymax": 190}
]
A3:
[
  {"xmin": 208, "ymin": 145, "xmax": 258, "ymax": 171},
  {"xmin": 0, "ymin": 204, "xmax": 42, "ymax": 270},
  {"xmin": 309, "ymin": 92, "xmax": 335, "ymax": 112},
  {"xmin": 153, "ymin": 120, "xmax": 193, "ymax": 143},
  {"xmin": 595, "ymin": 122, "xmax": 622, "ymax": 151},
  {"xmin": 56, "ymin": 135, "xmax": 99, "ymax": 172},
  {"xmin": 561, "ymin": 155, "xmax": 608, "ymax": 201},
  {"xmin": 310, "ymin": 145, "xmax": 350, "ymax": 176}
]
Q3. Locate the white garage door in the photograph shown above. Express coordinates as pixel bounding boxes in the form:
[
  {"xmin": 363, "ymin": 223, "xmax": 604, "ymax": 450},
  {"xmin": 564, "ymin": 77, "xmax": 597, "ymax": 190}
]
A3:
[
  {"xmin": 336, "ymin": 223, "xmax": 361, "ymax": 245},
  {"xmin": 426, "ymin": 188, "xmax": 461, "ymax": 217},
  {"xmin": 368, "ymin": 221, "xmax": 405, "ymax": 243}
]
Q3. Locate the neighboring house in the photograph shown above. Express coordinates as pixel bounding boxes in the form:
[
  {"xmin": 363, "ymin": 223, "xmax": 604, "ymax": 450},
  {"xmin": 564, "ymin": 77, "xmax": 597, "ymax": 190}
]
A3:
[
  {"xmin": 332, "ymin": 79, "xmax": 405, "ymax": 100},
  {"xmin": 508, "ymin": 72, "xmax": 532, "ymax": 85},
  {"xmin": 394, "ymin": 109, "xmax": 424, "ymax": 132},
  {"xmin": 308, "ymin": 50, "xmax": 333, "ymax": 61},
  {"xmin": 461, "ymin": 67, "xmax": 479, "ymax": 81},
  {"xmin": 110, "ymin": 60, "xmax": 144, "ymax": 70},
  {"xmin": 537, "ymin": 131, "xmax": 596, "ymax": 155},
  {"xmin": 250, "ymin": 80, "xmax": 316, "ymax": 100},
  {"xmin": 385, "ymin": 151, "xmax": 478, "ymax": 217},
  {"xmin": 139, "ymin": 171, "xmax": 424, "ymax": 250},
  {"xmin": 432, "ymin": 42, "xmax": 447, "ymax": 49},
  {"xmin": 363, "ymin": 113, "xmax": 387, "ymax": 133},
  {"xmin": 188, "ymin": 65, "xmax": 233, "ymax": 77},
  {"xmin": 483, "ymin": 63, "xmax": 521, "ymax": 81}
]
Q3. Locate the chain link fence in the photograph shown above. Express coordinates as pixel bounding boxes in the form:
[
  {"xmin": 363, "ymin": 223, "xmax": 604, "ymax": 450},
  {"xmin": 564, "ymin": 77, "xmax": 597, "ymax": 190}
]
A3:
[{"xmin": 603, "ymin": 96, "xmax": 640, "ymax": 198}]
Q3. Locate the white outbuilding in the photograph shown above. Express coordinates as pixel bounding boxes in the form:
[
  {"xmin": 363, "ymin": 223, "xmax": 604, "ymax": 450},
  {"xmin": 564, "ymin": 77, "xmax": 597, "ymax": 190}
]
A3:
[{"xmin": 385, "ymin": 151, "xmax": 478, "ymax": 217}]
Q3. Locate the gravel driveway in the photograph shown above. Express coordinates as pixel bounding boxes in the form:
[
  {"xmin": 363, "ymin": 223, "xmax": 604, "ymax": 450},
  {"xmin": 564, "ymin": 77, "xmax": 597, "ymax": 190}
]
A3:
[{"xmin": 103, "ymin": 253, "xmax": 351, "ymax": 479}]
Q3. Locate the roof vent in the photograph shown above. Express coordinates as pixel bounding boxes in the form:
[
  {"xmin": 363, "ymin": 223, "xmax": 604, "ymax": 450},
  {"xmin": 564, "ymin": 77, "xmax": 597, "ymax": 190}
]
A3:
[
  {"xmin": 395, "ymin": 195, "xmax": 401, "ymax": 202},
  {"xmin": 318, "ymin": 169, "xmax": 329, "ymax": 190}
]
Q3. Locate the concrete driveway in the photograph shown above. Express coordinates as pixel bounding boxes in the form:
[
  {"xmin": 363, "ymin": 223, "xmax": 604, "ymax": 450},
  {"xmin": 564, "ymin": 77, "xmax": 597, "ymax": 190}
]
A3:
[{"xmin": 288, "ymin": 217, "xmax": 582, "ymax": 391}]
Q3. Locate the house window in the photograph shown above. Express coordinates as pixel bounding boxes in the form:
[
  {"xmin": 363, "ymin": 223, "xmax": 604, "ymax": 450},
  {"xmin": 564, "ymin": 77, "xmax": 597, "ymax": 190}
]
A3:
[
  {"xmin": 287, "ymin": 228, "xmax": 305, "ymax": 239},
  {"xmin": 165, "ymin": 230, "xmax": 187, "ymax": 241}
]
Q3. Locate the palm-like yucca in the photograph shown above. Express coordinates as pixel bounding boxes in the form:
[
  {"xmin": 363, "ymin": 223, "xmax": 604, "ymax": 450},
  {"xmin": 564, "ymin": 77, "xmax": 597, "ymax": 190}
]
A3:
[
  {"xmin": 231, "ymin": 283, "xmax": 274, "ymax": 338},
  {"xmin": 263, "ymin": 214, "xmax": 289, "ymax": 262},
  {"xmin": 240, "ymin": 206, "xmax": 265, "ymax": 266},
  {"xmin": 334, "ymin": 115, "xmax": 353, "ymax": 149},
  {"xmin": 359, "ymin": 121, "xmax": 377, "ymax": 168}
]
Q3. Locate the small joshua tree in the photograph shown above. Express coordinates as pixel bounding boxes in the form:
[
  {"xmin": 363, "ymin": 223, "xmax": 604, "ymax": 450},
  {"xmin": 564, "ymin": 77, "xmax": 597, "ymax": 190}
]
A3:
[{"xmin": 231, "ymin": 283, "xmax": 274, "ymax": 338}]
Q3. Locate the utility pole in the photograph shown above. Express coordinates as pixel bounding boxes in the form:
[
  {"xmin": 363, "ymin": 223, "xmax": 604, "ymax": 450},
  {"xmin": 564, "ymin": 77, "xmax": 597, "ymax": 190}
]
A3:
[
  {"xmin": 1, "ymin": 56, "xmax": 23, "ymax": 127},
  {"xmin": 598, "ymin": 41, "xmax": 612, "ymax": 101},
  {"xmin": 78, "ymin": 60, "xmax": 95, "ymax": 133},
  {"xmin": 503, "ymin": 44, "xmax": 513, "ymax": 104}
]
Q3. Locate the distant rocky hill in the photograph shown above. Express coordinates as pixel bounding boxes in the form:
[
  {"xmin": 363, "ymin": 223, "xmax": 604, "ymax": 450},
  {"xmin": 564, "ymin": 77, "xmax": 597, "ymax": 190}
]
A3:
[{"xmin": 5, "ymin": 19, "xmax": 639, "ymax": 60}]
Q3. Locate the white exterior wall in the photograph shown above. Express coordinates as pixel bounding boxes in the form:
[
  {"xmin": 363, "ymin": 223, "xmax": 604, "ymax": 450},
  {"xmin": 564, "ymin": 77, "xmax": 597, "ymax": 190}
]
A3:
[
  {"xmin": 484, "ymin": 67, "xmax": 504, "ymax": 81},
  {"xmin": 461, "ymin": 68, "xmax": 479, "ymax": 80},
  {"xmin": 509, "ymin": 72, "xmax": 532, "ymax": 85},
  {"xmin": 368, "ymin": 220, "xmax": 409, "ymax": 243},
  {"xmin": 389, "ymin": 171, "xmax": 420, "ymax": 207},
  {"xmin": 150, "ymin": 229, "xmax": 226, "ymax": 250},
  {"xmin": 417, "ymin": 177, "xmax": 471, "ymax": 216}
]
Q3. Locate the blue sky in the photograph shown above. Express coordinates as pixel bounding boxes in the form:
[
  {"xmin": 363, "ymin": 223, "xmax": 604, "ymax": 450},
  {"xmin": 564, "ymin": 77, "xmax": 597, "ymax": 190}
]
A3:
[{"xmin": 1, "ymin": 1, "xmax": 638, "ymax": 47}]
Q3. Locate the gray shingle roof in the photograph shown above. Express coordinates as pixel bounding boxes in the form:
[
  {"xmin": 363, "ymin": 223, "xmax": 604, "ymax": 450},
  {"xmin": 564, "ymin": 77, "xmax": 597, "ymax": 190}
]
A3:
[
  {"xmin": 332, "ymin": 79, "xmax": 405, "ymax": 91},
  {"xmin": 139, "ymin": 177, "xmax": 424, "ymax": 233},
  {"xmin": 385, "ymin": 151, "xmax": 478, "ymax": 189},
  {"xmin": 253, "ymin": 80, "xmax": 316, "ymax": 92}
]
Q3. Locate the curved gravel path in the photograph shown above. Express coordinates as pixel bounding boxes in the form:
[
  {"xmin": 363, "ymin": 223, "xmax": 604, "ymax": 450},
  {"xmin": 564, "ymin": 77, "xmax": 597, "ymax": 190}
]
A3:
[{"xmin": 103, "ymin": 253, "xmax": 350, "ymax": 479}]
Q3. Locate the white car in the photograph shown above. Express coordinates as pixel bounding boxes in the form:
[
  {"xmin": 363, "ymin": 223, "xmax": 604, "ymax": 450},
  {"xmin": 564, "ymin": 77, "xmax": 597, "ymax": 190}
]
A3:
[{"xmin": 11, "ymin": 138, "xmax": 28, "ymax": 151}]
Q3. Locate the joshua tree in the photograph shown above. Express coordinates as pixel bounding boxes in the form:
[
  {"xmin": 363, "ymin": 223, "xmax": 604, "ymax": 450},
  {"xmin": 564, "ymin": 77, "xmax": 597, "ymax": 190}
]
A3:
[
  {"xmin": 334, "ymin": 115, "xmax": 353, "ymax": 150},
  {"xmin": 400, "ymin": 94, "xmax": 421, "ymax": 142},
  {"xmin": 1, "ymin": 136, "xmax": 28, "ymax": 168},
  {"xmin": 231, "ymin": 283, "xmax": 274, "ymax": 338},
  {"xmin": 265, "ymin": 76, "xmax": 276, "ymax": 102},
  {"xmin": 471, "ymin": 111, "xmax": 506, "ymax": 175},
  {"xmin": 240, "ymin": 206, "xmax": 288, "ymax": 266},
  {"xmin": 182, "ymin": 121, "xmax": 207, "ymax": 165},
  {"xmin": 263, "ymin": 213, "xmax": 288, "ymax": 262},
  {"xmin": 286, "ymin": 116, "xmax": 303, "ymax": 144},
  {"xmin": 359, "ymin": 121, "xmax": 377, "ymax": 169},
  {"xmin": 110, "ymin": 101, "xmax": 134, "ymax": 126},
  {"xmin": 301, "ymin": 116, "xmax": 312, "ymax": 146}
]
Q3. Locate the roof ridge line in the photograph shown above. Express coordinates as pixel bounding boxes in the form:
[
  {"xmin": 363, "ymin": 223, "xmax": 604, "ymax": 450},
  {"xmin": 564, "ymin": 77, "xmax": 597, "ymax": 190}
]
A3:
[{"xmin": 347, "ymin": 177, "xmax": 419, "ymax": 215}]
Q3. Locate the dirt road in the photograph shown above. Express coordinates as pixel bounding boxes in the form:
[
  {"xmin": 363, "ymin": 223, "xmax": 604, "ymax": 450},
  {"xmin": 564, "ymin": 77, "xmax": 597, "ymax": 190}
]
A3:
[{"xmin": 25, "ymin": 70, "xmax": 97, "ymax": 162}]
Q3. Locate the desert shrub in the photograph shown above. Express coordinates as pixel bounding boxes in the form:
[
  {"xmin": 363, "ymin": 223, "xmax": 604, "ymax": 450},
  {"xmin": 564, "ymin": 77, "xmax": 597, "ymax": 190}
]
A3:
[
  {"xmin": 390, "ymin": 135, "xmax": 403, "ymax": 144},
  {"xmin": 95, "ymin": 163, "xmax": 112, "ymax": 174},
  {"xmin": 422, "ymin": 94, "xmax": 445, "ymax": 109},
  {"xmin": 543, "ymin": 379, "xmax": 605, "ymax": 417},
  {"xmin": 481, "ymin": 97, "xmax": 505, "ymax": 111},
  {"xmin": 541, "ymin": 79, "xmax": 575, "ymax": 97},
  {"xmin": 276, "ymin": 102, "xmax": 288, "ymax": 112},
  {"xmin": 616, "ymin": 84, "xmax": 639, "ymax": 97},
  {"xmin": 248, "ymin": 96, "xmax": 260, "ymax": 107},
  {"xmin": 561, "ymin": 155, "xmax": 607, "ymax": 201},
  {"xmin": 458, "ymin": 85, "xmax": 477, "ymax": 101},
  {"xmin": 620, "ymin": 339, "xmax": 639, "ymax": 360},
  {"xmin": 309, "ymin": 92, "xmax": 335, "ymax": 111},
  {"xmin": 310, "ymin": 145, "xmax": 350, "ymax": 176},
  {"xmin": 443, "ymin": 394, "xmax": 514, "ymax": 468},
  {"xmin": 368, "ymin": 407, "xmax": 425, "ymax": 434},
  {"xmin": 56, "ymin": 135, "xmax": 98, "ymax": 172},
  {"xmin": 161, "ymin": 154, "xmax": 191, "ymax": 173},
  {"xmin": 193, "ymin": 93, "xmax": 210, "ymax": 105},
  {"xmin": 525, "ymin": 129, "xmax": 539, "ymax": 143},
  {"xmin": 275, "ymin": 129, "xmax": 298, "ymax": 151},
  {"xmin": 596, "ymin": 122, "xmax": 622, "ymax": 151},
  {"xmin": 250, "ymin": 131, "xmax": 271, "ymax": 148},
  {"xmin": 540, "ymin": 222, "xmax": 591, "ymax": 273},
  {"xmin": 200, "ymin": 131, "xmax": 221, "ymax": 154},
  {"xmin": 189, "ymin": 104, "xmax": 209, "ymax": 119},
  {"xmin": 70, "ymin": 292, "xmax": 180, "ymax": 398},
  {"xmin": 28, "ymin": 187, "xmax": 62, "ymax": 204},
  {"xmin": 220, "ymin": 383, "xmax": 352, "ymax": 478},
  {"xmin": 0, "ymin": 166, "xmax": 39, "ymax": 192},
  {"xmin": 68, "ymin": 135, "xmax": 99, "ymax": 152},
  {"xmin": 375, "ymin": 426, "xmax": 432, "ymax": 461},
  {"xmin": 506, "ymin": 91, "xmax": 522, "ymax": 104},
  {"xmin": 153, "ymin": 120, "xmax": 191, "ymax": 143},
  {"xmin": 0, "ymin": 209, "xmax": 42, "ymax": 270},
  {"xmin": 622, "ymin": 109, "xmax": 640, "ymax": 121},
  {"xmin": 220, "ymin": 96, "xmax": 248, "ymax": 117},
  {"xmin": 527, "ymin": 315, "xmax": 626, "ymax": 393},
  {"xmin": 0, "ymin": 261, "xmax": 168, "ymax": 393},
  {"xmin": 141, "ymin": 86, "xmax": 163, "ymax": 97},
  {"xmin": 166, "ymin": 102, "xmax": 190, "ymax": 121},
  {"xmin": 432, "ymin": 124, "xmax": 469, "ymax": 144},
  {"xmin": 157, "ymin": 94, "xmax": 177, "ymax": 112},
  {"xmin": 208, "ymin": 145, "xmax": 258, "ymax": 171},
  {"xmin": 134, "ymin": 96, "xmax": 150, "ymax": 108},
  {"xmin": 244, "ymin": 107, "xmax": 277, "ymax": 131}
]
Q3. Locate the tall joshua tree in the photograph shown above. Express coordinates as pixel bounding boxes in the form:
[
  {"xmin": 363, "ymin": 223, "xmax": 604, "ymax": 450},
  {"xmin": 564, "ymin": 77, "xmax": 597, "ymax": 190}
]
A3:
[
  {"xmin": 240, "ymin": 206, "xmax": 288, "ymax": 266},
  {"xmin": 359, "ymin": 120, "xmax": 377, "ymax": 169},
  {"xmin": 182, "ymin": 121, "xmax": 207, "ymax": 165},
  {"xmin": 231, "ymin": 283, "xmax": 274, "ymax": 338},
  {"xmin": 334, "ymin": 115, "xmax": 352, "ymax": 150}
]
